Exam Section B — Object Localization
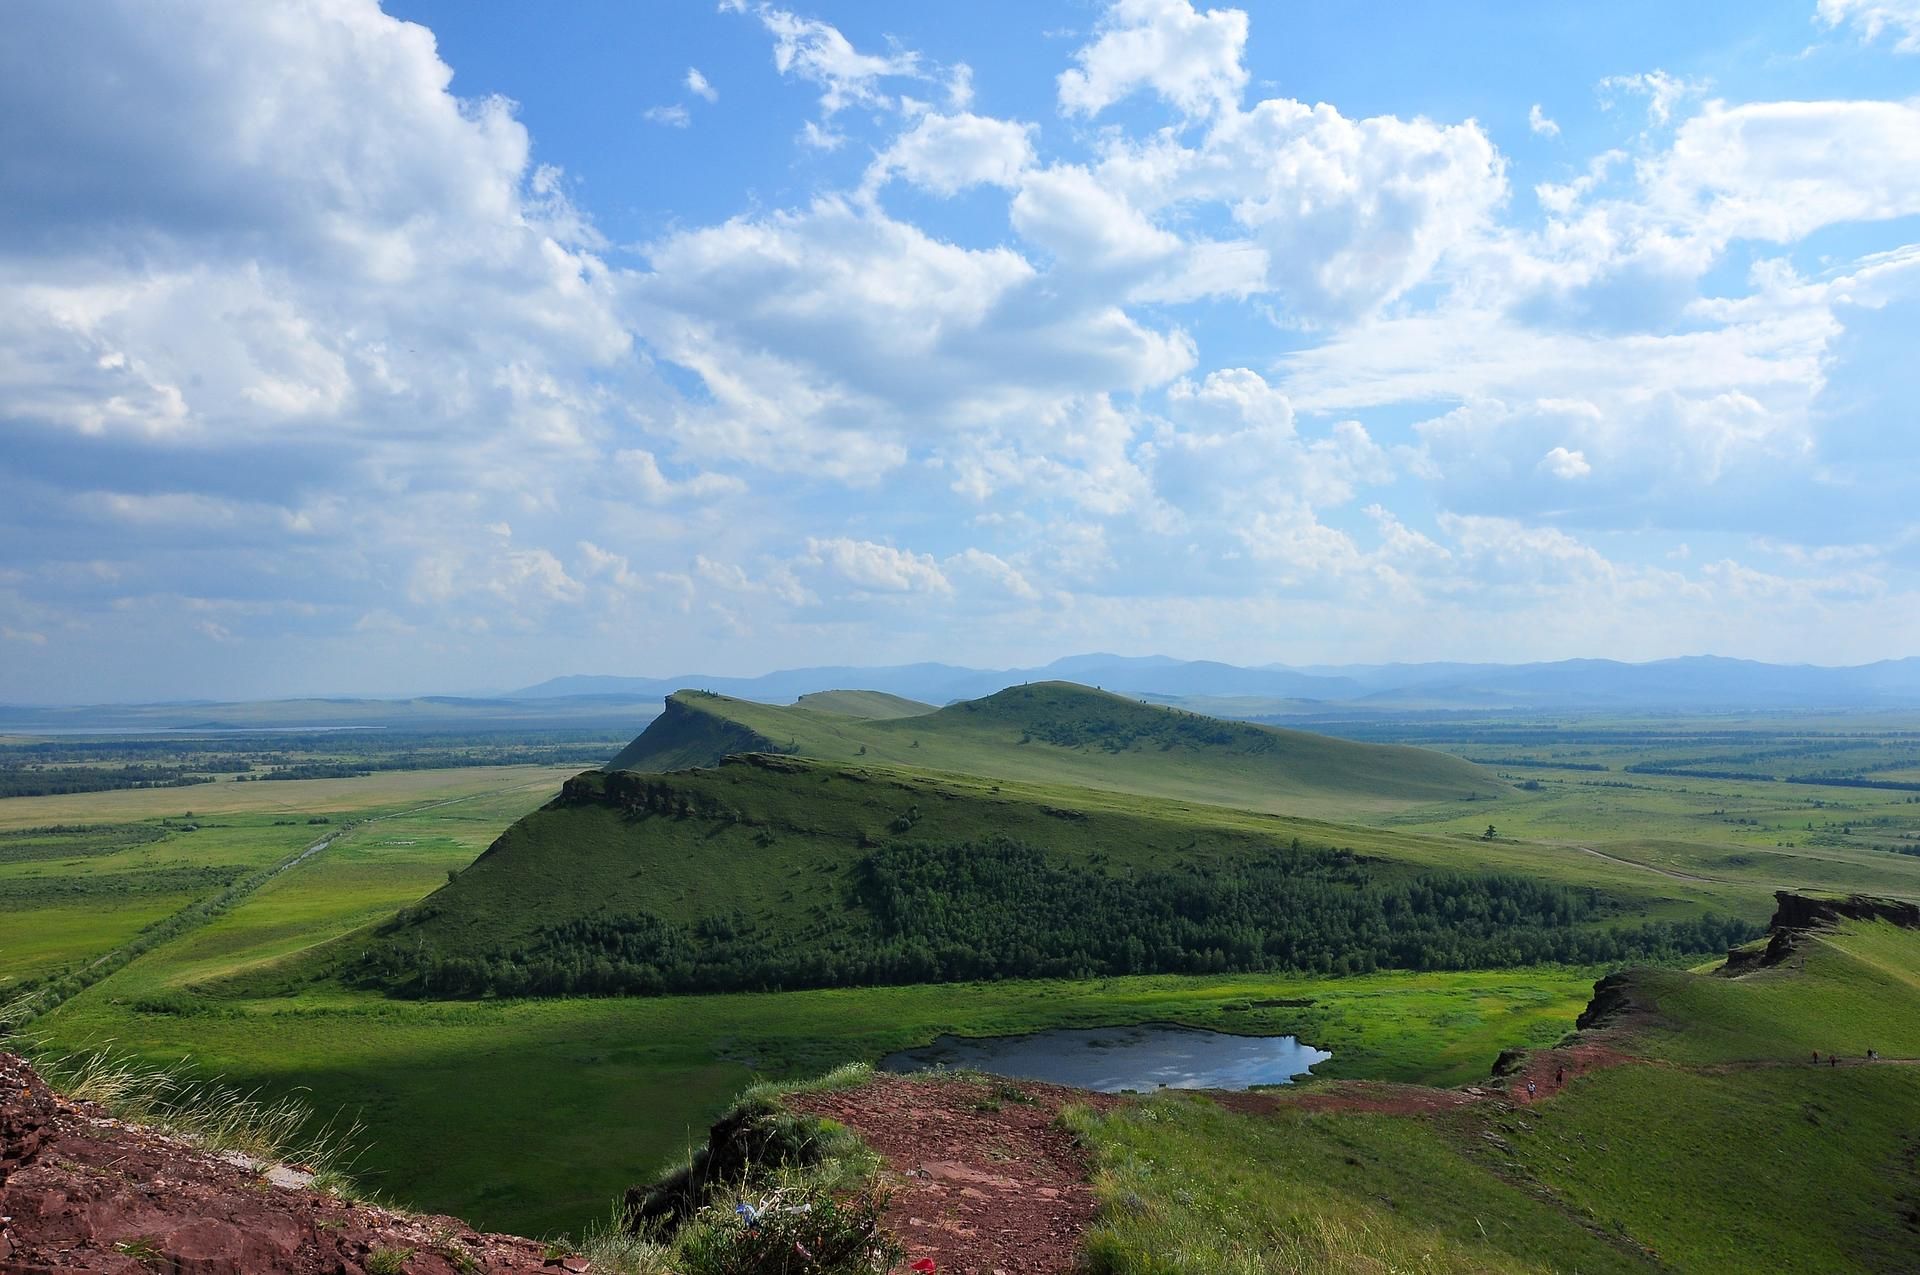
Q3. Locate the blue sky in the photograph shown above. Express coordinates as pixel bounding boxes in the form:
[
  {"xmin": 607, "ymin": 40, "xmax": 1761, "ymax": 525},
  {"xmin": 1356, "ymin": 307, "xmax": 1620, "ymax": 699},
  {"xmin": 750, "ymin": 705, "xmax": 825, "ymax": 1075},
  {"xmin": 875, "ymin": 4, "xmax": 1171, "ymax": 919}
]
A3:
[{"xmin": 3, "ymin": 0, "xmax": 1919, "ymax": 701}]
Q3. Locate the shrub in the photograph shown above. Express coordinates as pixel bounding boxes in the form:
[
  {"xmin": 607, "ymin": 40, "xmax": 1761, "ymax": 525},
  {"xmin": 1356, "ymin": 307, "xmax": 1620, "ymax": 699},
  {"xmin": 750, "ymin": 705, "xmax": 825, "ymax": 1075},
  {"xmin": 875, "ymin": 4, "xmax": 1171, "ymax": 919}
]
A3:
[{"xmin": 676, "ymin": 1181, "xmax": 902, "ymax": 1275}]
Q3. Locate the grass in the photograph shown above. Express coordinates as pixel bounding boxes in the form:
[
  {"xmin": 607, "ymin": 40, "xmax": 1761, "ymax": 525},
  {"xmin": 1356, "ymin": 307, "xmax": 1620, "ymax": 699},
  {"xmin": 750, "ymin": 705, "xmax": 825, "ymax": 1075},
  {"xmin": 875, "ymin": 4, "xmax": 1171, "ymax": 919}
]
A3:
[
  {"xmin": 32, "ymin": 964, "xmax": 1603, "ymax": 1236},
  {"xmin": 791, "ymin": 689, "xmax": 935, "ymax": 719},
  {"xmin": 37, "ymin": 1044, "xmax": 364, "ymax": 1191},
  {"xmin": 17, "ymin": 710, "xmax": 1920, "ymax": 1253},
  {"xmin": 1612, "ymin": 917, "xmax": 1920, "ymax": 1064},
  {"xmin": 366, "ymin": 1246, "xmax": 414, "ymax": 1275},
  {"xmin": 607, "ymin": 683, "xmax": 1500, "ymax": 819},
  {"xmin": 1065, "ymin": 916, "xmax": 1920, "ymax": 1275},
  {"xmin": 1065, "ymin": 1097, "xmax": 1646, "ymax": 1274},
  {"xmin": 294, "ymin": 752, "xmax": 1749, "ymax": 998},
  {"xmin": 1499, "ymin": 1064, "xmax": 1919, "ymax": 1273}
]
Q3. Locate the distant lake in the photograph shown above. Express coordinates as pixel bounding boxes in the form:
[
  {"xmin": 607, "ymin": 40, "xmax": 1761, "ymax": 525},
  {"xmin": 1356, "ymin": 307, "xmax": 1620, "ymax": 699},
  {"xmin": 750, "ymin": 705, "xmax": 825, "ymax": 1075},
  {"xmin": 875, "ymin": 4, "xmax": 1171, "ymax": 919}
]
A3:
[{"xmin": 880, "ymin": 1023, "xmax": 1331, "ymax": 1092}]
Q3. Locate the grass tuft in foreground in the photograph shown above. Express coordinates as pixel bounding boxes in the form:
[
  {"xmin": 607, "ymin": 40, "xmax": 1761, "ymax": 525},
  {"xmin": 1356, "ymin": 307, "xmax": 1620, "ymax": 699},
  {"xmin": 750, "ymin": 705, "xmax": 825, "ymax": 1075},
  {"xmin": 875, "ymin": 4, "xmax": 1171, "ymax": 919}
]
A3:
[{"xmin": 31, "ymin": 1044, "xmax": 364, "ymax": 1196}]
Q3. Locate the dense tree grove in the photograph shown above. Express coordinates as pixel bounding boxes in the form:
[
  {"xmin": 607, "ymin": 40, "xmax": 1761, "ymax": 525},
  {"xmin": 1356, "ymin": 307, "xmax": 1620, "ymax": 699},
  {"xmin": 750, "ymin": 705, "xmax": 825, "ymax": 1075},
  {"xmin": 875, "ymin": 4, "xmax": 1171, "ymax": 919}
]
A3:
[
  {"xmin": 0, "ymin": 764, "xmax": 214, "ymax": 798},
  {"xmin": 365, "ymin": 835, "xmax": 1759, "ymax": 999}
]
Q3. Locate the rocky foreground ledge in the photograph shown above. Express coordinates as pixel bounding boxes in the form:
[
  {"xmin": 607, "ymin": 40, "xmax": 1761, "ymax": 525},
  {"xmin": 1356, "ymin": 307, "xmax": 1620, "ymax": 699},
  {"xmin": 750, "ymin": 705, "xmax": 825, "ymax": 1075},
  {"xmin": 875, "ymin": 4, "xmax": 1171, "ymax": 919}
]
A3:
[{"xmin": 0, "ymin": 1052, "xmax": 565, "ymax": 1275}]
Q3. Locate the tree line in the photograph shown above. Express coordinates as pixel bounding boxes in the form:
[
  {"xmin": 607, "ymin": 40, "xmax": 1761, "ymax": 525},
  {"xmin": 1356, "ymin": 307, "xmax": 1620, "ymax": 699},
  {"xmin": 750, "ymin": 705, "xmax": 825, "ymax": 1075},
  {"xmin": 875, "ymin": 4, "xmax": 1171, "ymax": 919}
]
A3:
[{"xmin": 363, "ymin": 835, "xmax": 1758, "ymax": 999}]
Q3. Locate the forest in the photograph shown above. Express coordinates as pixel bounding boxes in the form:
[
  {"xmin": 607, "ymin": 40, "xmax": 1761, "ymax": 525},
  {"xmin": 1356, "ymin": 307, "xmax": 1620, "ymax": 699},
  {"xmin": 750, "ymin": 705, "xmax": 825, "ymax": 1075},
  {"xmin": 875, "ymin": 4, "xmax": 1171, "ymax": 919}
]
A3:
[{"xmin": 369, "ymin": 835, "xmax": 1757, "ymax": 999}]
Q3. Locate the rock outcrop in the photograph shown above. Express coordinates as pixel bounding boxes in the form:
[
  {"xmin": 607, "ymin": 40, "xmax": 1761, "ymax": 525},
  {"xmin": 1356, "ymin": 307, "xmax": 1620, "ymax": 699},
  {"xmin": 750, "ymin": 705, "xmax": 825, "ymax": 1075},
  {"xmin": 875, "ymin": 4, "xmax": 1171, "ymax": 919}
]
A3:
[
  {"xmin": 1769, "ymin": 890, "xmax": 1920, "ymax": 933},
  {"xmin": 0, "ymin": 1053, "xmax": 563, "ymax": 1274},
  {"xmin": 1722, "ymin": 891, "xmax": 1920, "ymax": 974}
]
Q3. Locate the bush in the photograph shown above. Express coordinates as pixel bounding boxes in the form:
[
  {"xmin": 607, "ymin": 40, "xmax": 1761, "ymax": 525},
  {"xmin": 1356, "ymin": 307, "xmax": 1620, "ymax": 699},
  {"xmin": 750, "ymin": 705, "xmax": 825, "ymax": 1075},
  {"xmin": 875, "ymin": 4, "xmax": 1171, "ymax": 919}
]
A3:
[{"xmin": 676, "ymin": 1182, "xmax": 901, "ymax": 1275}]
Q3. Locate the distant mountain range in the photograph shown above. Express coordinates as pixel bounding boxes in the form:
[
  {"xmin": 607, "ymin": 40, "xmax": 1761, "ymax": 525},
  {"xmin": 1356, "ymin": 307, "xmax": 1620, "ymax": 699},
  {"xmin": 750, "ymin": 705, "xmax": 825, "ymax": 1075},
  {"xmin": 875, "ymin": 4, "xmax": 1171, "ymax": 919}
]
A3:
[
  {"xmin": 8, "ymin": 653, "xmax": 1920, "ymax": 734},
  {"xmin": 516, "ymin": 653, "xmax": 1920, "ymax": 715}
]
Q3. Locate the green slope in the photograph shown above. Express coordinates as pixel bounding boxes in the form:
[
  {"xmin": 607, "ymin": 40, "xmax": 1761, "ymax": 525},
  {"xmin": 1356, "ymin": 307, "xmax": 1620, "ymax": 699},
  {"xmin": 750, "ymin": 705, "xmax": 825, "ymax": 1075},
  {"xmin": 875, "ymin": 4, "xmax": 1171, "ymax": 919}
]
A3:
[
  {"xmin": 607, "ymin": 682, "xmax": 1499, "ymax": 819},
  {"xmin": 267, "ymin": 753, "xmax": 1755, "ymax": 1001},
  {"xmin": 792, "ymin": 689, "xmax": 936, "ymax": 718},
  {"xmin": 1070, "ymin": 900, "xmax": 1920, "ymax": 1274}
]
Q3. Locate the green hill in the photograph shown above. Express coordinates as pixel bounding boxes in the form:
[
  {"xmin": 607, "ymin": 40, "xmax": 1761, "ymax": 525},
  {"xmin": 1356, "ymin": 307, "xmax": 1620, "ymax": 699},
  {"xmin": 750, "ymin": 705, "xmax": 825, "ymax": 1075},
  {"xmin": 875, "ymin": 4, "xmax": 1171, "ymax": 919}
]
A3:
[
  {"xmin": 1024, "ymin": 895, "xmax": 1920, "ymax": 1273},
  {"xmin": 295, "ymin": 753, "xmax": 1749, "ymax": 1002},
  {"xmin": 607, "ymin": 682, "xmax": 1498, "ymax": 819},
  {"xmin": 791, "ymin": 689, "xmax": 936, "ymax": 719}
]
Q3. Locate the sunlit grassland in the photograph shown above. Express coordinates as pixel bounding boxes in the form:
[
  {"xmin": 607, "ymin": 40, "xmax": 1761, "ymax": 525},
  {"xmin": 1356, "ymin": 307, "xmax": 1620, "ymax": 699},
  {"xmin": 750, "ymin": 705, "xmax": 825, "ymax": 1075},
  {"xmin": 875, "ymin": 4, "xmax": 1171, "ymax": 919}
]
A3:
[
  {"xmin": 1071, "ymin": 918, "xmax": 1920, "ymax": 1275},
  {"xmin": 16, "ymin": 722, "xmax": 1920, "ymax": 1247},
  {"xmin": 0, "ymin": 766, "xmax": 579, "ymax": 986},
  {"xmin": 617, "ymin": 685, "xmax": 1498, "ymax": 821},
  {"xmin": 0, "ymin": 763, "xmax": 584, "ymax": 830},
  {"xmin": 0, "ymin": 895, "xmax": 194, "ymax": 982},
  {"xmin": 1381, "ymin": 765, "xmax": 1920, "ymax": 904},
  {"xmin": 1069, "ymin": 1097, "xmax": 1646, "ymax": 1274},
  {"xmin": 37, "ymin": 964, "xmax": 1602, "ymax": 1237}
]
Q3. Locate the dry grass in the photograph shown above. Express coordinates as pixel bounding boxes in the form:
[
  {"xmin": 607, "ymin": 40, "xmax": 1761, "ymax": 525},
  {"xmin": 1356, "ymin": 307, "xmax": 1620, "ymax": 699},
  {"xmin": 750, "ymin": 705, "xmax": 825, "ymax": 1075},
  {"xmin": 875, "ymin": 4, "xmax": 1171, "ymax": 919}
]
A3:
[{"xmin": 40, "ymin": 1045, "xmax": 364, "ymax": 1193}]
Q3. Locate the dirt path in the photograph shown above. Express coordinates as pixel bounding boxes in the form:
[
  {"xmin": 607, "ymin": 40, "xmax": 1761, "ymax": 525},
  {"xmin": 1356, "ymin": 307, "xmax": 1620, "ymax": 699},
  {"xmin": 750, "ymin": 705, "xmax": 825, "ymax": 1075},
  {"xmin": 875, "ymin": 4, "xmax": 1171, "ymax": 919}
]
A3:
[
  {"xmin": 7, "ymin": 774, "xmax": 563, "ymax": 1026},
  {"xmin": 1567, "ymin": 843, "xmax": 1724, "ymax": 884},
  {"xmin": 786, "ymin": 1075, "xmax": 1114, "ymax": 1275}
]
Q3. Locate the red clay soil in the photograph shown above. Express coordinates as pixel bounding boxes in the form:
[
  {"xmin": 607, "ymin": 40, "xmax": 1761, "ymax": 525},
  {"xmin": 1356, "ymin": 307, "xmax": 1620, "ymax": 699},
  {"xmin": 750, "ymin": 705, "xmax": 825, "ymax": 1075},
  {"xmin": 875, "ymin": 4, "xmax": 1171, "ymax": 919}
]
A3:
[
  {"xmin": 1214, "ymin": 1079, "xmax": 1481, "ymax": 1119},
  {"xmin": 0, "ymin": 1052, "xmax": 570, "ymax": 1275},
  {"xmin": 786, "ymin": 1075, "xmax": 1116, "ymax": 1275},
  {"xmin": 1492, "ymin": 1041, "xmax": 1641, "ymax": 1105},
  {"xmin": 1215, "ymin": 1041, "xmax": 1642, "ymax": 1119}
]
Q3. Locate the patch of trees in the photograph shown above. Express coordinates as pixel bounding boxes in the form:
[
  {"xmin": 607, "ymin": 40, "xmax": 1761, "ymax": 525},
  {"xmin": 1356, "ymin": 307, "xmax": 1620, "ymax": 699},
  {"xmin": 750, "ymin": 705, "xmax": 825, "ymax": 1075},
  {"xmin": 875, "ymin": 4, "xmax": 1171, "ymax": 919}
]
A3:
[
  {"xmin": 369, "ymin": 836, "xmax": 1758, "ymax": 1000},
  {"xmin": 1624, "ymin": 764, "xmax": 1779, "ymax": 782},
  {"xmin": 1480, "ymin": 758, "xmax": 1608, "ymax": 771},
  {"xmin": 1785, "ymin": 775, "xmax": 1920, "ymax": 793},
  {"xmin": 0, "ymin": 765, "xmax": 215, "ymax": 798}
]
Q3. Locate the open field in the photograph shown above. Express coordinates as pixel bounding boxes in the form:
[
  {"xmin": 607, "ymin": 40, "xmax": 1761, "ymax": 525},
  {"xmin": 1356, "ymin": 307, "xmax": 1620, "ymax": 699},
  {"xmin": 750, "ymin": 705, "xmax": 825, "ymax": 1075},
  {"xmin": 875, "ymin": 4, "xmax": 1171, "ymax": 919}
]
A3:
[
  {"xmin": 0, "ymin": 766, "xmax": 580, "ymax": 990},
  {"xmin": 1068, "ymin": 914, "xmax": 1920, "ymax": 1274},
  {"xmin": 11, "ymin": 708, "xmax": 1920, "ymax": 1247},
  {"xmin": 33, "ymin": 963, "xmax": 1603, "ymax": 1237}
]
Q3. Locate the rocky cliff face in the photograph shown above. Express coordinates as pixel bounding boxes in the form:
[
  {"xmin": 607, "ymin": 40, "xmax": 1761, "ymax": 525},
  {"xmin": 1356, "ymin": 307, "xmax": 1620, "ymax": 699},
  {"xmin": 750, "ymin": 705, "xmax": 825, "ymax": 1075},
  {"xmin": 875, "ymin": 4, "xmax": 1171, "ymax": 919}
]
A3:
[
  {"xmin": 1768, "ymin": 890, "xmax": 1920, "ymax": 933},
  {"xmin": 1720, "ymin": 891, "xmax": 1920, "ymax": 974},
  {"xmin": 0, "ymin": 1053, "xmax": 566, "ymax": 1274}
]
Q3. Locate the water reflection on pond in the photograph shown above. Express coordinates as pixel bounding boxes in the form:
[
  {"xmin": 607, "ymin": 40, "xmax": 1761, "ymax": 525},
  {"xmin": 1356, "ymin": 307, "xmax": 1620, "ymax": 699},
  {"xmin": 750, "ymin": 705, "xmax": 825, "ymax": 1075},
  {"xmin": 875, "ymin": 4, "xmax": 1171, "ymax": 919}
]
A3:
[{"xmin": 879, "ymin": 1023, "xmax": 1331, "ymax": 1093}]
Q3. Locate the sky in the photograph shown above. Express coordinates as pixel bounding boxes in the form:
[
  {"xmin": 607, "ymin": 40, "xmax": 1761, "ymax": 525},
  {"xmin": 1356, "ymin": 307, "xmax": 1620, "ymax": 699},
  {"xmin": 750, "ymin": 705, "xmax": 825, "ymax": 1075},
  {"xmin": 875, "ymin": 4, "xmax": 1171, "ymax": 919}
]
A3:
[{"xmin": 3, "ymin": 0, "xmax": 1920, "ymax": 702}]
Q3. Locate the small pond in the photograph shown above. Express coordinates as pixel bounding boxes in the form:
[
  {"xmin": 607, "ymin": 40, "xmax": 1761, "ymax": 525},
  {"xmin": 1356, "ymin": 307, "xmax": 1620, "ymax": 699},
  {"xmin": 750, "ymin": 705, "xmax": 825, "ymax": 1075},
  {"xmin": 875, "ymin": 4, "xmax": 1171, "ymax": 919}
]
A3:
[{"xmin": 879, "ymin": 1023, "xmax": 1331, "ymax": 1093}]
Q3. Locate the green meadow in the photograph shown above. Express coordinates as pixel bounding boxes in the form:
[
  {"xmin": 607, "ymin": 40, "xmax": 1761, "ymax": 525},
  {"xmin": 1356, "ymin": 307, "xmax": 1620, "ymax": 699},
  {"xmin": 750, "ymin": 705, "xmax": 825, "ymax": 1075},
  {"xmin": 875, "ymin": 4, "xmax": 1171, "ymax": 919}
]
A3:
[
  {"xmin": 609, "ymin": 683, "xmax": 1499, "ymax": 819},
  {"xmin": 1068, "ymin": 916, "xmax": 1920, "ymax": 1274},
  {"xmin": 37, "ymin": 957, "xmax": 1599, "ymax": 1236},
  {"xmin": 8, "ymin": 700, "xmax": 1920, "ymax": 1250}
]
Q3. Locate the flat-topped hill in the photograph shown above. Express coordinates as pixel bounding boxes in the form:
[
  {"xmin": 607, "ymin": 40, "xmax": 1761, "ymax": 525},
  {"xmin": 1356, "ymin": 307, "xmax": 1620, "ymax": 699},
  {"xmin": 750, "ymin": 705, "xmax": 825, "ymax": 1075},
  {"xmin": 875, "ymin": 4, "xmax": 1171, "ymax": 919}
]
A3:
[
  {"xmin": 792, "ymin": 689, "xmax": 936, "ymax": 719},
  {"xmin": 607, "ymin": 682, "xmax": 1498, "ymax": 819},
  {"xmin": 274, "ymin": 752, "xmax": 1746, "ymax": 1002}
]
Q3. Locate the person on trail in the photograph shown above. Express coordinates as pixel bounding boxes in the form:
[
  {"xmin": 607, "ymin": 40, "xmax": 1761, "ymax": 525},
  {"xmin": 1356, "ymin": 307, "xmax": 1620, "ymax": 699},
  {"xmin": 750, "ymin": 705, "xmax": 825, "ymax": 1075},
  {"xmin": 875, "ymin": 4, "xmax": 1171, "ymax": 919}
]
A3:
[
  {"xmin": 1812, "ymin": 1050, "xmax": 1820, "ymax": 1064},
  {"xmin": 1526, "ymin": 1079, "xmax": 1537, "ymax": 1099},
  {"xmin": 1830, "ymin": 1055, "xmax": 1839, "ymax": 1067},
  {"xmin": 1555, "ymin": 1065, "xmax": 1565, "ymax": 1086}
]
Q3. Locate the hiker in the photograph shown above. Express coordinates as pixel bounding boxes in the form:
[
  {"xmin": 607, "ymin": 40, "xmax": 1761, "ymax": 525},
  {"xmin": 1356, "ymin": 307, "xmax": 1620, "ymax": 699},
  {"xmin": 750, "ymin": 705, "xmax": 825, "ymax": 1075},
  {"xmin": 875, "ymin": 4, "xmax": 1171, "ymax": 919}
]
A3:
[
  {"xmin": 1812, "ymin": 1050, "xmax": 1820, "ymax": 1064},
  {"xmin": 1555, "ymin": 1065, "xmax": 1565, "ymax": 1086},
  {"xmin": 1868, "ymin": 1048, "xmax": 1878, "ymax": 1061},
  {"xmin": 1526, "ymin": 1079, "xmax": 1537, "ymax": 1099},
  {"xmin": 1830, "ymin": 1054, "xmax": 1839, "ymax": 1067}
]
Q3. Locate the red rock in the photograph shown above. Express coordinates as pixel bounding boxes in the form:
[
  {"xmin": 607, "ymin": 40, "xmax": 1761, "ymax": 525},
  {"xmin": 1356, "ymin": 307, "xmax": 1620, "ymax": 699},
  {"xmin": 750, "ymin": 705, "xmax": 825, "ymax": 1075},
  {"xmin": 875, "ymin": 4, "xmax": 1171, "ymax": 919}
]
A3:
[{"xmin": 0, "ymin": 1052, "xmax": 555, "ymax": 1273}]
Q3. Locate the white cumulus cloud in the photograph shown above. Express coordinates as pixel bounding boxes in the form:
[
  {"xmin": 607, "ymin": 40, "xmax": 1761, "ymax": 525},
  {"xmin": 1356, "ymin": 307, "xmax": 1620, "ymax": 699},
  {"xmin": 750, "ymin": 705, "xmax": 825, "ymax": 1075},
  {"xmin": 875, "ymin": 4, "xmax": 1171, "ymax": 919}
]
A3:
[
  {"xmin": 1818, "ymin": 0, "xmax": 1920, "ymax": 52},
  {"xmin": 1058, "ymin": 0, "xmax": 1249, "ymax": 119}
]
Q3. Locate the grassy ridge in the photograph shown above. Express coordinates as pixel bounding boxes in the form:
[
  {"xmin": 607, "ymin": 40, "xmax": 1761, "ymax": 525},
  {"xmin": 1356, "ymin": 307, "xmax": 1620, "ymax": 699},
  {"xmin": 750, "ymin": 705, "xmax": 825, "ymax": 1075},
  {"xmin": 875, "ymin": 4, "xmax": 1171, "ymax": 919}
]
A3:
[
  {"xmin": 292, "ymin": 753, "xmax": 1753, "ymax": 1000},
  {"xmin": 608, "ymin": 684, "xmax": 1500, "ymax": 819},
  {"xmin": 792, "ymin": 690, "xmax": 935, "ymax": 719},
  {"xmin": 1070, "ymin": 913, "xmax": 1920, "ymax": 1274}
]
